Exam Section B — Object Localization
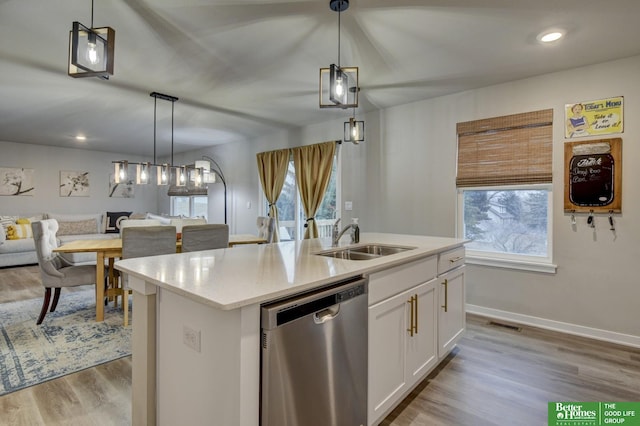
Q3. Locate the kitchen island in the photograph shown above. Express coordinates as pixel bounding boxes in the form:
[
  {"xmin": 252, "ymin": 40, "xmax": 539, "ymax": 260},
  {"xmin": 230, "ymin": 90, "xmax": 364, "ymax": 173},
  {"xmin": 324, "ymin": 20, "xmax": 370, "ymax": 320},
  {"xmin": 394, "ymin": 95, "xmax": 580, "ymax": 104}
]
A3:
[{"xmin": 115, "ymin": 232, "xmax": 467, "ymax": 426}]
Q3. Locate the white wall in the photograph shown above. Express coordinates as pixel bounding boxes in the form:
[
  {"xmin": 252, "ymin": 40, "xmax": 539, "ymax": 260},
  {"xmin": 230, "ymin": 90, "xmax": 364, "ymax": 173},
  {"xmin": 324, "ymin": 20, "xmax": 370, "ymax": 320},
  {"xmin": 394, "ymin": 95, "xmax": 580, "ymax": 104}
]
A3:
[
  {"xmin": 12, "ymin": 54, "xmax": 636, "ymax": 341},
  {"xmin": 0, "ymin": 141, "xmax": 159, "ymax": 217},
  {"xmin": 203, "ymin": 55, "xmax": 640, "ymax": 342}
]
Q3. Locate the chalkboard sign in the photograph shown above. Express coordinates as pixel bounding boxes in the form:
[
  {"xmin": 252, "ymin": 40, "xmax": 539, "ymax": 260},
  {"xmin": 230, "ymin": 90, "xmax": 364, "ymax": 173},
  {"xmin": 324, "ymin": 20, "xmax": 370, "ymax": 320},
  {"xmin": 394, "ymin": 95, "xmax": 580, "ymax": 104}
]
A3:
[{"xmin": 564, "ymin": 138, "xmax": 622, "ymax": 213}]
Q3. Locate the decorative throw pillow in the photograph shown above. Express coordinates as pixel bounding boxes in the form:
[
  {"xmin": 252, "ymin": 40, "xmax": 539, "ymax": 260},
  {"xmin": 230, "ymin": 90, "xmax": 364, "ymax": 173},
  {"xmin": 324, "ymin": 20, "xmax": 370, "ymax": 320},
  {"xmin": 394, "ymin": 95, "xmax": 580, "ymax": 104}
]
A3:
[
  {"xmin": 57, "ymin": 219, "xmax": 99, "ymax": 236},
  {"xmin": 0, "ymin": 217, "xmax": 16, "ymax": 244},
  {"xmin": 47, "ymin": 213, "xmax": 102, "ymax": 233},
  {"xmin": 6, "ymin": 221, "xmax": 33, "ymax": 240},
  {"xmin": 105, "ymin": 211, "xmax": 132, "ymax": 233},
  {"xmin": 145, "ymin": 212, "xmax": 172, "ymax": 225}
]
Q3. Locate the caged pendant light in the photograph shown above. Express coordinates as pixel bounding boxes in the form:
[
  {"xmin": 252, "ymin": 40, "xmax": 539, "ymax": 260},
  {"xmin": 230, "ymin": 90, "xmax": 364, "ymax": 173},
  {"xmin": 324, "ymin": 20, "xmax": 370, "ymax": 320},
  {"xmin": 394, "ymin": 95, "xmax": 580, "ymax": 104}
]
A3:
[
  {"xmin": 319, "ymin": 0, "xmax": 359, "ymax": 109},
  {"xmin": 344, "ymin": 108, "xmax": 364, "ymax": 144},
  {"xmin": 68, "ymin": 0, "xmax": 115, "ymax": 79}
]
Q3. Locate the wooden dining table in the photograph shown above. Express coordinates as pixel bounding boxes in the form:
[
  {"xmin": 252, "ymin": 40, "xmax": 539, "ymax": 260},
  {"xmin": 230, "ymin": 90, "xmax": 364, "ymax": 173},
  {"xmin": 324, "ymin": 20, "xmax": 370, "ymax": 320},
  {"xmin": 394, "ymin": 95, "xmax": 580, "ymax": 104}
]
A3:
[{"xmin": 53, "ymin": 234, "xmax": 267, "ymax": 321}]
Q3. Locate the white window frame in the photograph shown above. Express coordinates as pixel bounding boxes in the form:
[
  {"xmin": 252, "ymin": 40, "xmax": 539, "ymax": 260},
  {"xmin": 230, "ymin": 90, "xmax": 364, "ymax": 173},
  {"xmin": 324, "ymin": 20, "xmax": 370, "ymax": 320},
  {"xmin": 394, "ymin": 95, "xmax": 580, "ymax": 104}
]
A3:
[
  {"xmin": 456, "ymin": 183, "xmax": 556, "ymax": 274},
  {"xmin": 170, "ymin": 195, "xmax": 208, "ymax": 220}
]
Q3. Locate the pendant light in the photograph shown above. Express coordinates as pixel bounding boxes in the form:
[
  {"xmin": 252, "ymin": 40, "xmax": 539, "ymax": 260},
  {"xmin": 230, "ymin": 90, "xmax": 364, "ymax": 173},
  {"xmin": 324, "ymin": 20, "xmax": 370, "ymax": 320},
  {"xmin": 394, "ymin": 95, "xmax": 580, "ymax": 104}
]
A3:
[
  {"xmin": 68, "ymin": 0, "xmax": 115, "ymax": 79},
  {"xmin": 319, "ymin": 0, "xmax": 358, "ymax": 109},
  {"xmin": 344, "ymin": 107, "xmax": 364, "ymax": 144}
]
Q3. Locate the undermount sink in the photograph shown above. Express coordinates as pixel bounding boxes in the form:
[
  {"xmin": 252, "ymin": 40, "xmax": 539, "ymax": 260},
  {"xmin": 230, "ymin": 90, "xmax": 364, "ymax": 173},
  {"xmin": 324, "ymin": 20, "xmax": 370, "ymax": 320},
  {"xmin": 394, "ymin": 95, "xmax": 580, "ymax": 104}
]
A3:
[
  {"xmin": 348, "ymin": 244, "xmax": 415, "ymax": 256},
  {"xmin": 315, "ymin": 244, "xmax": 416, "ymax": 261}
]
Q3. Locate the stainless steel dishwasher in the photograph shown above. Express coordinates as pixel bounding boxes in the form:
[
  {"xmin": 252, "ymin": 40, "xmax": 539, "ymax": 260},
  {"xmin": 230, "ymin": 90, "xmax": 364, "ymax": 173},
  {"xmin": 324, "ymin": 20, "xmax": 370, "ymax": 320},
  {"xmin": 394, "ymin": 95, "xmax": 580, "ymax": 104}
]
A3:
[{"xmin": 260, "ymin": 275, "xmax": 368, "ymax": 426}]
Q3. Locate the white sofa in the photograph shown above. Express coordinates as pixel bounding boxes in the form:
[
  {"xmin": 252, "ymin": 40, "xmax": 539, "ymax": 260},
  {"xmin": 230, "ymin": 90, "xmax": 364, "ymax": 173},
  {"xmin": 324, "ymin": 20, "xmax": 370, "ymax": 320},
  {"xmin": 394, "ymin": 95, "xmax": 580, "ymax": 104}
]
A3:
[
  {"xmin": 0, "ymin": 213, "xmax": 119, "ymax": 268},
  {"xmin": 0, "ymin": 212, "xmax": 208, "ymax": 268}
]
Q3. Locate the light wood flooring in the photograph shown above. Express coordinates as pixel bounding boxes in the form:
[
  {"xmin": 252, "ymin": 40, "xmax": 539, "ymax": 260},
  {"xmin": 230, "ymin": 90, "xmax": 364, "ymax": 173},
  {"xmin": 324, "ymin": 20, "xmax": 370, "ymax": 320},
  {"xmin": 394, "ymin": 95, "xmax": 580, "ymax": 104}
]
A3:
[{"xmin": 2, "ymin": 265, "xmax": 640, "ymax": 426}]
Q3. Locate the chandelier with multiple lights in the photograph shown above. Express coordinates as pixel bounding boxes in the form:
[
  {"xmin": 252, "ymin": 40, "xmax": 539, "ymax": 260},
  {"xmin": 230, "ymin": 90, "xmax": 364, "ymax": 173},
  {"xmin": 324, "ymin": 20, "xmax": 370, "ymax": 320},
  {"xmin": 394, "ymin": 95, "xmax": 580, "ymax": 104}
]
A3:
[{"xmin": 112, "ymin": 92, "xmax": 205, "ymax": 189}]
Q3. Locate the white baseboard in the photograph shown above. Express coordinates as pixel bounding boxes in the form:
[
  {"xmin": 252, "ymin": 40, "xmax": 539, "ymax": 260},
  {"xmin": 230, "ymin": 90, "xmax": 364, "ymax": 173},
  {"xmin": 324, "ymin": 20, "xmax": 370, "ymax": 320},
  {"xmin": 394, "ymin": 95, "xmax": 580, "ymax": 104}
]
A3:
[{"xmin": 466, "ymin": 304, "xmax": 640, "ymax": 349}]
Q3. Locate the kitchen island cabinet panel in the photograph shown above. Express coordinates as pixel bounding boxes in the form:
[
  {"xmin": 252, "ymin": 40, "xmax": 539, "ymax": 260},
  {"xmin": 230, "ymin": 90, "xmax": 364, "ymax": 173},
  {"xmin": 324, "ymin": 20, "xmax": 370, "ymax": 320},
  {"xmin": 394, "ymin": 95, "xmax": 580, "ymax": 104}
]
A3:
[
  {"xmin": 438, "ymin": 265, "xmax": 466, "ymax": 359},
  {"xmin": 368, "ymin": 263, "xmax": 438, "ymax": 425}
]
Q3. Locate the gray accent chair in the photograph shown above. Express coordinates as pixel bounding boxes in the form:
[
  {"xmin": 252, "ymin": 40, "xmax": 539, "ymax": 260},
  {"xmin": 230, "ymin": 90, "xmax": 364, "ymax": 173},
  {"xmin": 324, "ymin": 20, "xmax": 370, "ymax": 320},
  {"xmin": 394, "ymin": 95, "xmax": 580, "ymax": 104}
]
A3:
[
  {"xmin": 32, "ymin": 219, "xmax": 97, "ymax": 325},
  {"xmin": 120, "ymin": 225, "xmax": 177, "ymax": 326},
  {"xmin": 181, "ymin": 224, "xmax": 229, "ymax": 252},
  {"xmin": 256, "ymin": 216, "xmax": 275, "ymax": 243}
]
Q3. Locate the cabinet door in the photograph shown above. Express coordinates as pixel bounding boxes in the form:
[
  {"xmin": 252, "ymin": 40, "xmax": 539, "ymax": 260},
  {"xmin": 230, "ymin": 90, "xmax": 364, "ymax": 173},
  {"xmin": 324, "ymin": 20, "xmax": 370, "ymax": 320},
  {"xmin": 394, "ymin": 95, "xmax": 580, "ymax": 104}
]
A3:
[
  {"xmin": 438, "ymin": 266, "xmax": 465, "ymax": 358},
  {"xmin": 368, "ymin": 280, "xmax": 438, "ymax": 425},
  {"xmin": 405, "ymin": 279, "xmax": 438, "ymax": 389},
  {"xmin": 368, "ymin": 290, "xmax": 409, "ymax": 424}
]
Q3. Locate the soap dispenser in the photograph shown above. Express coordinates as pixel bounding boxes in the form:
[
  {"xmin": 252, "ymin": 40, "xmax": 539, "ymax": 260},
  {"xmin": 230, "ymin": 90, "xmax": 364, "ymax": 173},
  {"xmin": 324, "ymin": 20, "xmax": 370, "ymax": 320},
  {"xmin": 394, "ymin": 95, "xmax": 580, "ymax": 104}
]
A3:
[{"xmin": 350, "ymin": 218, "xmax": 360, "ymax": 243}]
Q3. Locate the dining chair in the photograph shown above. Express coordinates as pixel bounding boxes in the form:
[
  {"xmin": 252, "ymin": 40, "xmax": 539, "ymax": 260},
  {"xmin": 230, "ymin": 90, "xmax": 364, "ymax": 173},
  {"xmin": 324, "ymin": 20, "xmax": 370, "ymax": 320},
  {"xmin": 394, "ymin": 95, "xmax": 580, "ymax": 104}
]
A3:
[
  {"xmin": 181, "ymin": 224, "xmax": 229, "ymax": 252},
  {"xmin": 256, "ymin": 216, "xmax": 275, "ymax": 243},
  {"xmin": 119, "ymin": 225, "xmax": 177, "ymax": 326},
  {"xmin": 31, "ymin": 219, "xmax": 98, "ymax": 325}
]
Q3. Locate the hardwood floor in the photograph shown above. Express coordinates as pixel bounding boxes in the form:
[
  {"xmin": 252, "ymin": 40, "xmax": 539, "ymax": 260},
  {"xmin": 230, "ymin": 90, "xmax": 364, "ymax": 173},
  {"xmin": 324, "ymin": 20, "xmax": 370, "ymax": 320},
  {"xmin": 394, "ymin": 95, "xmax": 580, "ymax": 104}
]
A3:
[{"xmin": 2, "ymin": 265, "xmax": 639, "ymax": 425}]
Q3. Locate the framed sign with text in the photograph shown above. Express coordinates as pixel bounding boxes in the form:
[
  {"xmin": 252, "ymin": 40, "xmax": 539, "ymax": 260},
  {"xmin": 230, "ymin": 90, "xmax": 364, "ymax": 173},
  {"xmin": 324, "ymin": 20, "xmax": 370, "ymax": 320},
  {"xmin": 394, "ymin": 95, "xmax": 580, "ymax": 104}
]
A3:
[
  {"xmin": 564, "ymin": 138, "xmax": 622, "ymax": 213},
  {"xmin": 565, "ymin": 96, "xmax": 623, "ymax": 139}
]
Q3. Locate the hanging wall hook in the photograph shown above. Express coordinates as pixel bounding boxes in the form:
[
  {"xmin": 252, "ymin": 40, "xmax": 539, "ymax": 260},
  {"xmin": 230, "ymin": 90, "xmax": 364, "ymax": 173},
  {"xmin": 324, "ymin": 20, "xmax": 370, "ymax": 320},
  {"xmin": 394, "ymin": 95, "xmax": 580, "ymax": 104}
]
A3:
[
  {"xmin": 587, "ymin": 210, "xmax": 595, "ymax": 228},
  {"xmin": 608, "ymin": 210, "xmax": 615, "ymax": 231},
  {"xmin": 570, "ymin": 210, "xmax": 576, "ymax": 225}
]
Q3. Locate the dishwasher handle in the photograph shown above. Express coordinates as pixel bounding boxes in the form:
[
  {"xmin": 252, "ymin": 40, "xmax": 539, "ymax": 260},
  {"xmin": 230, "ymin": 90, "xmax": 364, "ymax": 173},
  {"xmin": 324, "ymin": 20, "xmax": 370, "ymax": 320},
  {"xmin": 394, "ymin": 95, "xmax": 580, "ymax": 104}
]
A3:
[
  {"xmin": 314, "ymin": 305, "xmax": 340, "ymax": 324},
  {"xmin": 261, "ymin": 276, "xmax": 367, "ymax": 329}
]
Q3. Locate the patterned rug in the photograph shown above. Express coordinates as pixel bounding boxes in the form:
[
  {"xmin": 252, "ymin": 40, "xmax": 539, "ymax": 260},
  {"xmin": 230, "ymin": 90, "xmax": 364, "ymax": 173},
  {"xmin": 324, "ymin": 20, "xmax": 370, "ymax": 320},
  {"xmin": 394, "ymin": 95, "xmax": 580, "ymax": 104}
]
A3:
[{"xmin": 0, "ymin": 289, "xmax": 131, "ymax": 396}]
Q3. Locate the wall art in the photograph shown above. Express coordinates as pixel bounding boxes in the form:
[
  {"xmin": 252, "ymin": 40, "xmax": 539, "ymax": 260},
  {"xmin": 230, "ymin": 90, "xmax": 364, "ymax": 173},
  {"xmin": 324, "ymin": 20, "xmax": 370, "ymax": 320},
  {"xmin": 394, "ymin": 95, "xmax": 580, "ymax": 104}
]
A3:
[
  {"xmin": 565, "ymin": 96, "xmax": 623, "ymax": 139},
  {"xmin": 0, "ymin": 167, "xmax": 35, "ymax": 196},
  {"xmin": 108, "ymin": 173, "xmax": 135, "ymax": 198},
  {"xmin": 59, "ymin": 170, "xmax": 90, "ymax": 197}
]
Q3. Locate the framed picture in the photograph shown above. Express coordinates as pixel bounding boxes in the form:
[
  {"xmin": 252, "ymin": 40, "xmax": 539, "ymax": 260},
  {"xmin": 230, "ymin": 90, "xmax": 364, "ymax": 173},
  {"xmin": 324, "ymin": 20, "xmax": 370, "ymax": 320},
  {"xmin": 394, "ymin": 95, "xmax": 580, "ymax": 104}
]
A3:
[
  {"xmin": 59, "ymin": 170, "xmax": 90, "ymax": 197},
  {"xmin": 108, "ymin": 173, "xmax": 135, "ymax": 198},
  {"xmin": 565, "ymin": 96, "xmax": 623, "ymax": 139},
  {"xmin": 0, "ymin": 167, "xmax": 35, "ymax": 196},
  {"xmin": 564, "ymin": 138, "xmax": 622, "ymax": 213}
]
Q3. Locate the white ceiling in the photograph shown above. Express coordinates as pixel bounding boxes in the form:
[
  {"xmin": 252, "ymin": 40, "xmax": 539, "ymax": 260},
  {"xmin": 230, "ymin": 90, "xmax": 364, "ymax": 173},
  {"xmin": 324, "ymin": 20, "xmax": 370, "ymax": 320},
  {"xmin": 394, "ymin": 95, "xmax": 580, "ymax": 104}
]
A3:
[{"xmin": 1, "ymin": 0, "xmax": 640, "ymax": 158}]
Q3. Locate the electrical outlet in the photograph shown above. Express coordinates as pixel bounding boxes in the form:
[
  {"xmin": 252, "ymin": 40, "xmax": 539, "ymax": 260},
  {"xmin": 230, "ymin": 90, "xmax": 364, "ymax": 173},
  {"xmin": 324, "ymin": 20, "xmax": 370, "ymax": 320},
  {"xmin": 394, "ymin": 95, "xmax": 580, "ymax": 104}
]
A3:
[
  {"xmin": 345, "ymin": 201, "xmax": 353, "ymax": 211},
  {"xmin": 183, "ymin": 325, "xmax": 201, "ymax": 352}
]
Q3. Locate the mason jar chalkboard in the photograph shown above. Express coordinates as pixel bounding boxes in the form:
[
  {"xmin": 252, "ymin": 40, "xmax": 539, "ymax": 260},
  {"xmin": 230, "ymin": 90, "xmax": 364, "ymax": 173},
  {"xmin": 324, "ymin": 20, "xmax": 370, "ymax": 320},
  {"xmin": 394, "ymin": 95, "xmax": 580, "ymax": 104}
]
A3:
[
  {"xmin": 569, "ymin": 151, "xmax": 614, "ymax": 206},
  {"xmin": 564, "ymin": 138, "xmax": 622, "ymax": 213}
]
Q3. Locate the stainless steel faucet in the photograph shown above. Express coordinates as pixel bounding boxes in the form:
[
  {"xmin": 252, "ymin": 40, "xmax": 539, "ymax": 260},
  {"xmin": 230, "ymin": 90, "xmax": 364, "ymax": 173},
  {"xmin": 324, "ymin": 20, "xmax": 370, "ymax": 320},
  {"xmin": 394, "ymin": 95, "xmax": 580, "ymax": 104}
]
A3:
[{"xmin": 332, "ymin": 218, "xmax": 359, "ymax": 246}]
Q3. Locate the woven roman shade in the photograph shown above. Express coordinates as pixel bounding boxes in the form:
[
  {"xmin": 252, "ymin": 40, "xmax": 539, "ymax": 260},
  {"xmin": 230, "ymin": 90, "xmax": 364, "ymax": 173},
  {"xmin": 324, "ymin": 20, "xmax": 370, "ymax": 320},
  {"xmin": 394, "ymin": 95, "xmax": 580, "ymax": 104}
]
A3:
[{"xmin": 456, "ymin": 109, "xmax": 553, "ymax": 187}]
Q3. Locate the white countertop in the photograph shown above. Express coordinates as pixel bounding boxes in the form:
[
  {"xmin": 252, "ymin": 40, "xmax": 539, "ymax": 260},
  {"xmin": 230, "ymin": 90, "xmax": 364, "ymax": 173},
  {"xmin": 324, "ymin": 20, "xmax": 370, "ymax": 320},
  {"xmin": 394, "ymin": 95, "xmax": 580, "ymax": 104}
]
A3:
[{"xmin": 114, "ymin": 233, "xmax": 467, "ymax": 310}]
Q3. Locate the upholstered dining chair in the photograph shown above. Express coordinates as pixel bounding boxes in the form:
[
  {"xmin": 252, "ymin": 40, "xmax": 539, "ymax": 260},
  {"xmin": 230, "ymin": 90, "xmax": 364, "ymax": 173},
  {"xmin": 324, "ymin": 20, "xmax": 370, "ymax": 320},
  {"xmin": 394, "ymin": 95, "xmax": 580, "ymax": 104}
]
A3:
[
  {"xmin": 119, "ymin": 225, "xmax": 177, "ymax": 326},
  {"xmin": 256, "ymin": 216, "xmax": 275, "ymax": 243},
  {"xmin": 181, "ymin": 224, "xmax": 229, "ymax": 252},
  {"xmin": 32, "ymin": 219, "xmax": 98, "ymax": 325}
]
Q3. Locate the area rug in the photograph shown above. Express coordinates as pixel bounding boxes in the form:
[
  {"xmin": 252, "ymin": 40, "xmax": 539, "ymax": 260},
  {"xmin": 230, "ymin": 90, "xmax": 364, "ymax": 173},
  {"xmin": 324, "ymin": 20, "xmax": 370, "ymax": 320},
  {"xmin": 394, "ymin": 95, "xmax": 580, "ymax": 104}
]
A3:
[{"xmin": 0, "ymin": 289, "xmax": 131, "ymax": 396}]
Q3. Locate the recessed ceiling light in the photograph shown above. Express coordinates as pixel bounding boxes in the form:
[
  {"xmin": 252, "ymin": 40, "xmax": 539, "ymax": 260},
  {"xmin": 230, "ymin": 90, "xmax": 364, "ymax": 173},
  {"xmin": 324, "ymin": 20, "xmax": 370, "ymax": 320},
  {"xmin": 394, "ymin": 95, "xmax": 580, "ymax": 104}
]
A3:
[
  {"xmin": 75, "ymin": 135, "xmax": 87, "ymax": 141},
  {"xmin": 537, "ymin": 30, "xmax": 564, "ymax": 43}
]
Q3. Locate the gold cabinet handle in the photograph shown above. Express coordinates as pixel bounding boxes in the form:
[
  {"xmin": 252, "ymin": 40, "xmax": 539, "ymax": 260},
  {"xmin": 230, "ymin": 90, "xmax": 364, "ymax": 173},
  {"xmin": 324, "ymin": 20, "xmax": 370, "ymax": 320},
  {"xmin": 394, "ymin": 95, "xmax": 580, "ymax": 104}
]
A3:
[
  {"xmin": 414, "ymin": 293, "xmax": 418, "ymax": 335},
  {"xmin": 449, "ymin": 256, "xmax": 464, "ymax": 263},
  {"xmin": 441, "ymin": 278, "xmax": 448, "ymax": 312},
  {"xmin": 406, "ymin": 295, "xmax": 418, "ymax": 336},
  {"xmin": 407, "ymin": 296, "xmax": 414, "ymax": 336}
]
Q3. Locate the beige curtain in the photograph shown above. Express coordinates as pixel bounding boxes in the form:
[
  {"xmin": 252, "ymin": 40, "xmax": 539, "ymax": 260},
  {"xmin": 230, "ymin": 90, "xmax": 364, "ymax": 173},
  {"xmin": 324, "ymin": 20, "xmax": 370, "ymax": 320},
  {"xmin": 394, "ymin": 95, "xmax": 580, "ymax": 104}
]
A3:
[
  {"xmin": 256, "ymin": 148, "xmax": 289, "ymax": 242},
  {"xmin": 292, "ymin": 141, "xmax": 336, "ymax": 239}
]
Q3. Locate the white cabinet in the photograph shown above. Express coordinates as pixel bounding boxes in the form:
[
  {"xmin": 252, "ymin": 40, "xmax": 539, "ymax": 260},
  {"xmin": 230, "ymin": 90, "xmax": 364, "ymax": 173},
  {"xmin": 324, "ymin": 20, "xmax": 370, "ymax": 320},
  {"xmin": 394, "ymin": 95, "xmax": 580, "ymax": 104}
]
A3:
[
  {"xmin": 367, "ymin": 257, "xmax": 438, "ymax": 425},
  {"xmin": 437, "ymin": 247, "xmax": 466, "ymax": 359}
]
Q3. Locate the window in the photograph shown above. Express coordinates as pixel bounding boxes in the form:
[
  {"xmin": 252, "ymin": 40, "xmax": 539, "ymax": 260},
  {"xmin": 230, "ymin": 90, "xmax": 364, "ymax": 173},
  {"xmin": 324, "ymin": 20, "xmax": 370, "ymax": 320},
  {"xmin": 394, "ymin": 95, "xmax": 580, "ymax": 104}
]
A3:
[
  {"xmin": 171, "ymin": 196, "xmax": 208, "ymax": 220},
  {"xmin": 456, "ymin": 109, "xmax": 555, "ymax": 273},
  {"xmin": 458, "ymin": 185, "xmax": 553, "ymax": 270},
  {"xmin": 268, "ymin": 152, "xmax": 340, "ymax": 241}
]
